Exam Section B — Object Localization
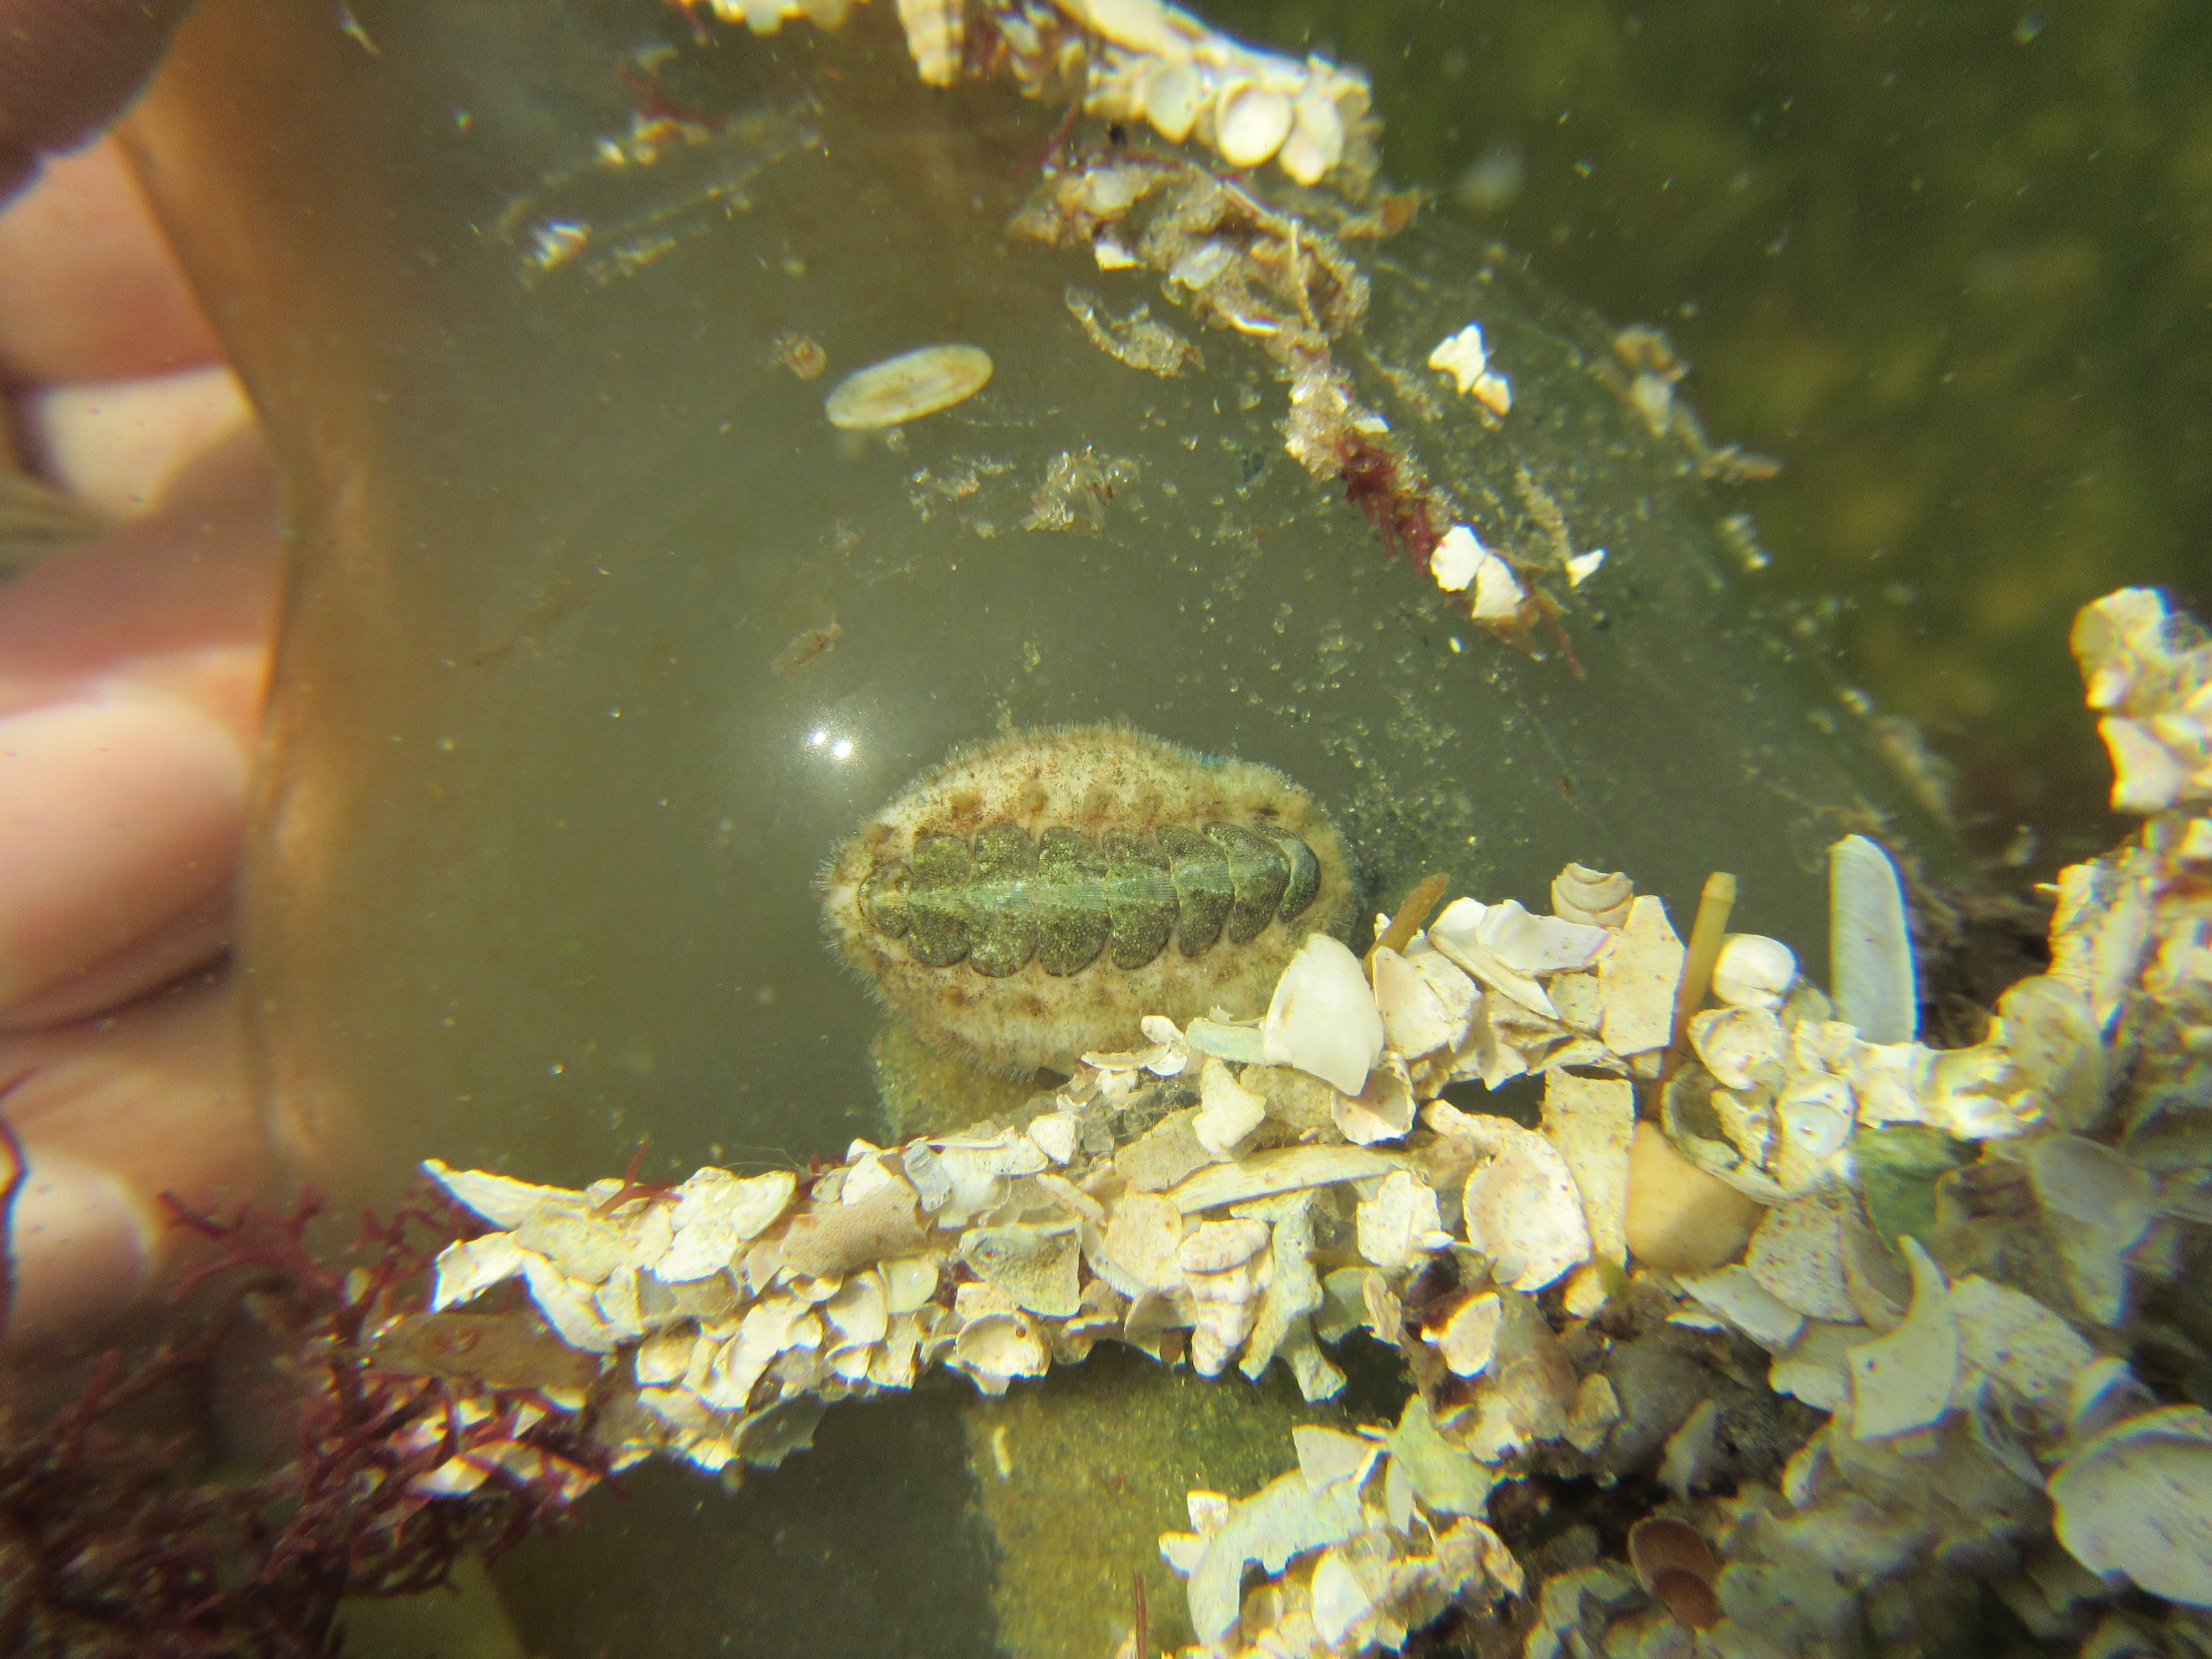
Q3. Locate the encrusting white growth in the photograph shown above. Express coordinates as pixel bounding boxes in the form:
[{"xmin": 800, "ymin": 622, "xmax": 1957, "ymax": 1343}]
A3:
[
  {"xmin": 673, "ymin": 0, "xmax": 1376, "ymax": 189},
  {"xmin": 2070, "ymin": 586, "xmax": 2212, "ymax": 812},
  {"xmin": 1827, "ymin": 833, "xmax": 1917, "ymax": 1044},
  {"xmin": 399, "ymin": 587, "xmax": 2212, "ymax": 1654}
]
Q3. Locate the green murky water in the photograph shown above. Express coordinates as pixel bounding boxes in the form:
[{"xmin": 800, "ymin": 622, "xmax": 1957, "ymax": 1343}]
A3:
[
  {"xmin": 1211, "ymin": 0, "xmax": 2210, "ymax": 874},
  {"xmin": 95, "ymin": 2, "xmax": 2210, "ymax": 1655}
]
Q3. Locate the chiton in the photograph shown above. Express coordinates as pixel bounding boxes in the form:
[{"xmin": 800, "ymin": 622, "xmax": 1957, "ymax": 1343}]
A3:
[{"xmin": 822, "ymin": 726, "xmax": 1356, "ymax": 1074}]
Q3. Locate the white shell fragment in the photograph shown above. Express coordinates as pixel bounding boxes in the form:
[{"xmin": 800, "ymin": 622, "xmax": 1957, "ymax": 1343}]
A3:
[
  {"xmin": 2070, "ymin": 586, "xmax": 2212, "ymax": 812},
  {"xmin": 1428, "ymin": 524, "xmax": 1485, "ymax": 594},
  {"xmin": 1564, "ymin": 547, "xmax": 1606, "ymax": 587},
  {"xmin": 1678, "ymin": 1264, "xmax": 1804, "ymax": 1353},
  {"xmin": 1370, "ymin": 946, "xmax": 1478, "ymax": 1060},
  {"xmin": 1215, "ymin": 80, "xmax": 1294, "ymax": 168},
  {"xmin": 1540, "ymin": 1072, "xmax": 1632, "ymax": 1308},
  {"xmin": 1261, "ymin": 934, "xmax": 1384, "ymax": 1095},
  {"xmin": 1355, "ymin": 1169, "xmax": 1446, "ymax": 1273},
  {"xmin": 1829, "ymin": 834, "xmax": 1917, "ymax": 1044},
  {"xmin": 1467, "ymin": 548, "xmax": 1526, "ymax": 624},
  {"xmin": 1168, "ymin": 1144, "xmax": 1399, "ymax": 1213},
  {"xmin": 891, "ymin": 0, "xmax": 961, "ymax": 83},
  {"xmin": 1426, "ymin": 322, "xmax": 1512, "ymax": 416},
  {"xmin": 1846, "ymin": 1238, "xmax": 1958, "ymax": 1439},
  {"xmin": 1432, "ymin": 1104, "xmax": 1591, "ymax": 1292},
  {"xmin": 1428, "ymin": 525, "xmax": 1525, "ymax": 623},
  {"xmin": 1437, "ymin": 898, "xmax": 1609, "ymax": 978},
  {"xmin": 823, "ymin": 343, "xmax": 992, "ymax": 430},
  {"xmin": 431, "ymin": 1232, "xmax": 527, "ymax": 1310},
  {"xmin": 1599, "ymin": 895, "xmax": 1684, "ymax": 1056},
  {"xmin": 1433, "ymin": 1292, "xmax": 1503, "ymax": 1377},
  {"xmin": 1194, "ymin": 1055, "xmax": 1269, "ymax": 1155},
  {"xmin": 425, "ymin": 1159, "xmax": 585, "ymax": 1230},
  {"xmin": 1277, "ymin": 85, "xmax": 1349, "ymax": 186},
  {"xmin": 393, "ymin": 579, "xmax": 2212, "ymax": 1659},
  {"xmin": 1333, "ymin": 1053, "xmax": 1416, "ymax": 1146},
  {"xmin": 1745, "ymin": 1194, "xmax": 1858, "ymax": 1323},
  {"xmin": 1180, "ymin": 1218, "xmax": 1272, "ymax": 1375},
  {"xmin": 2049, "ymin": 1405, "xmax": 2212, "ymax": 1606}
]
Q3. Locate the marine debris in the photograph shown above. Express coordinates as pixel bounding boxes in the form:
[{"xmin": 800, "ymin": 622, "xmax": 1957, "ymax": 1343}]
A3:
[{"xmin": 419, "ymin": 583, "xmax": 2212, "ymax": 1657}]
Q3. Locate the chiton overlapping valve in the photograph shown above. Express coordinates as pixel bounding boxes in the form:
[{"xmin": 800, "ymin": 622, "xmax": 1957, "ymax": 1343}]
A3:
[{"xmin": 822, "ymin": 726, "xmax": 1356, "ymax": 1074}]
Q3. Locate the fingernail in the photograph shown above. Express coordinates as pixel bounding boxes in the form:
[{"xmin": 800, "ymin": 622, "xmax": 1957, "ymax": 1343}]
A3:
[
  {"xmin": 3, "ymin": 1149, "xmax": 159, "ymax": 1346},
  {"xmin": 0, "ymin": 690, "xmax": 245, "ymax": 1014}
]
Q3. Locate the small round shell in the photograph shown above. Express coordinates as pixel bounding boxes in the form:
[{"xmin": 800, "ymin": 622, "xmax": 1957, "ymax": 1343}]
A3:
[
  {"xmin": 1711, "ymin": 932, "xmax": 1797, "ymax": 1009},
  {"xmin": 1214, "ymin": 81, "xmax": 1293, "ymax": 169},
  {"xmin": 953, "ymin": 1312, "xmax": 1048, "ymax": 1383},
  {"xmin": 1687, "ymin": 1005, "xmax": 1785, "ymax": 1091},
  {"xmin": 1276, "ymin": 87, "xmax": 1347, "ymax": 186},
  {"xmin": 1776, "ymin": 1072, "xmax": 1854, "ymax": 1162},
  {"xmin": 1141, "ymin": 59, "xmax": 1204, "ymax": 143},
  {"xmin": 824, "ymin": 343, "xmax": 992, "ymax": 430}
]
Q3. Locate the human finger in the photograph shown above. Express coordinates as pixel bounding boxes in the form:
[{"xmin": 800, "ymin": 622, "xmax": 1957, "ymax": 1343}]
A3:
[
  {"xmin": 0, "ymin": 969, "xmax": 272, "ymax": 1349},
  {"xmin": 0, "ymin": 422, "xmax": 281, "ymax": 1027},
  {"xmin": 0, "ymin": 134, "xmax": 223, "ymax": 387}
]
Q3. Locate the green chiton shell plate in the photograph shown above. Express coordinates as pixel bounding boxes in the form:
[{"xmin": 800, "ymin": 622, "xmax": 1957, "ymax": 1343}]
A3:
[{"xmin": 822, "ymin": 726, "xmax": 1355, "ymax": 1074}]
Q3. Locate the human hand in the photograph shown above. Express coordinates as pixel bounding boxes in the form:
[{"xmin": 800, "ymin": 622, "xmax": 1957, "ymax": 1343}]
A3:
[{"xmin": 0, "ymin": 101, "xmax": 285, "ymax": 1348}]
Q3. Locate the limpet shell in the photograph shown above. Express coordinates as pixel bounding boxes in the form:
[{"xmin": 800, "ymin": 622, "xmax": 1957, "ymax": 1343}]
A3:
[{"xmin": 823, "ymin": 343, "xmax": 993, "ymax": 430}]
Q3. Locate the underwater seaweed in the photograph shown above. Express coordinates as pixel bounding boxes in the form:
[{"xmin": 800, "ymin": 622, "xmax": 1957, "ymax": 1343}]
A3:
[{"xmin": 0, "ymin": 1157, "xmax": 608, "ymax": 1658}]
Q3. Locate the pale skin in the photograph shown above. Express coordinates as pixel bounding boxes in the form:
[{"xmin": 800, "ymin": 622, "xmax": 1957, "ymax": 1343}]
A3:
[{"xmin": 0, "ymin": 123, "xmax": 285, "ymax": 1348}]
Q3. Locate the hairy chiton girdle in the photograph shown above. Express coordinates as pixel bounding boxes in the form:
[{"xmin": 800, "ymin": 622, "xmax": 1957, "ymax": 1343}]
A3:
[{"xmin": 822, "ymin": 727, "xmax": 1356, "ymax": 1074}]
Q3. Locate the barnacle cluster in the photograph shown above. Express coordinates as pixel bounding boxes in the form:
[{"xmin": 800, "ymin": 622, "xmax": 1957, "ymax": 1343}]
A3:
[
  {"xmin": 15, "ymin": 583, "xmax": 2198, "ymax": 1655},
  {"xmin": 669, "ymin": 0, "xmax": 1377, "ymax": 189},
  {"xmin": 415, "ymin": 582, "xmax": 2212, "ymax": 1658}
]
